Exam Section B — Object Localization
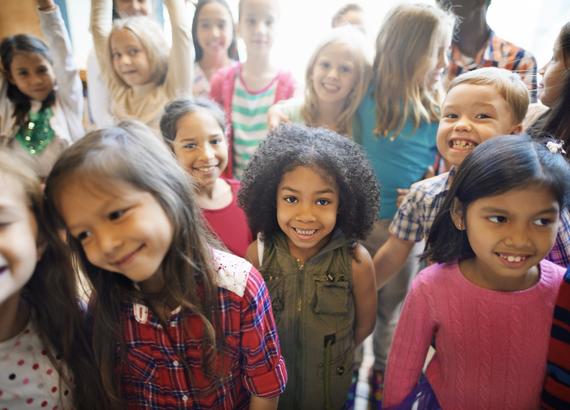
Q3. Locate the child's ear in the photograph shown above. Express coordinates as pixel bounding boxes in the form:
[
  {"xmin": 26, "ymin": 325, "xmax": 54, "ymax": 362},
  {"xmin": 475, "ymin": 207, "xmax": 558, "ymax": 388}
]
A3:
[
  {"xmin": 450, "ymin": 198, "xmax": 465, "ymax": 231},
  {"xmin": 510, "ymin": 123, "xmax": 523, "ymax": 134}
]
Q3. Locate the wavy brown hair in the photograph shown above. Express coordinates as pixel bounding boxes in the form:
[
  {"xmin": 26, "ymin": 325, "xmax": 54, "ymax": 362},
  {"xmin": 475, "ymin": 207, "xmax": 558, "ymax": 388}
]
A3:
[
  {"xmin": 372, "ymin": 3, "xmax": 454, "ymax": 137},
  {"xmin": 44, "ymin": 121, "xmax": 223, "ymax": 408}
]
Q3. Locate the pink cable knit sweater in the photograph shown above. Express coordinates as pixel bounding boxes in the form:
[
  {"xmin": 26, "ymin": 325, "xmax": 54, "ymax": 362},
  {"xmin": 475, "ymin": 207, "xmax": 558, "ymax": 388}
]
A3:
[{"xmin": 384, "ymin": 260, "xmax": 564, "ymax": 410}]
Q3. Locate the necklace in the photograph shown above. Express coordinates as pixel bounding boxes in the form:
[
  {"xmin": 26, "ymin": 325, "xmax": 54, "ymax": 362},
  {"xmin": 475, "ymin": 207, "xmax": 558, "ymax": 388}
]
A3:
[{"xmin": 15, "ymin": 108, "xmax": 55, "ymax": 155}]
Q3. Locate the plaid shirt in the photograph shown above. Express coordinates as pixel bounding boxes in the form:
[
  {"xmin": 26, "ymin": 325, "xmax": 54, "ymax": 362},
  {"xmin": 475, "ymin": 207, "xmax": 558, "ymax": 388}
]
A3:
[
  {"xmin": 119, "ymin": 250, "xmax": 287, "ymax": 409},
  {"xmin": 390, "ymin": 168, "xmax": 570, "ymax": 267},
  {"xmin": 390, "ymin": 169, "xmax": 455, "ymax": 242},
  {"xmin": 446, "ymin": 30, "xmax": 537, "ymax": 102}
]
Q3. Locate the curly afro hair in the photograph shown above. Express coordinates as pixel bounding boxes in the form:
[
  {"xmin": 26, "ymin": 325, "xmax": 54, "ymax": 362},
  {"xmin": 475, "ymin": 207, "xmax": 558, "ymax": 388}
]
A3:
[{"xmin": 238, "ymin": 123, "xmax": 380, "ymax": 241}]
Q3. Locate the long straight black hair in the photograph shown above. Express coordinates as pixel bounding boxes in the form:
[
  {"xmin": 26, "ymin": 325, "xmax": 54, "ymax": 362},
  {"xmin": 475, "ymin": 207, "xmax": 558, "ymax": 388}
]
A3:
[{"xmin": 424, "ymin": 134, "xmax": 570, "ymax": 263}]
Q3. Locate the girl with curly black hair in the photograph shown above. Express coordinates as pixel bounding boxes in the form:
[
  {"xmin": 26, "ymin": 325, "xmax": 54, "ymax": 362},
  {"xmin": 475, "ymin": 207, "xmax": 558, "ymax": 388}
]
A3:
[{"xmin": 238, "ymin": 123, "xmax": 379, "ymax": 409}]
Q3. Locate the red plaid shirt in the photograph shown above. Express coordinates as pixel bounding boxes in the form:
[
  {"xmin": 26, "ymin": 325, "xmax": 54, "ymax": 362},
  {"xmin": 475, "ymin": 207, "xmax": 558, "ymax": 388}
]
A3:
[
  {"xmin": 446, "ymin": 30, "xmax": 537, "ymax": 102},
  {"xmin": 119, "ymin": 250, "xmax": 287, "ymax": 409}
]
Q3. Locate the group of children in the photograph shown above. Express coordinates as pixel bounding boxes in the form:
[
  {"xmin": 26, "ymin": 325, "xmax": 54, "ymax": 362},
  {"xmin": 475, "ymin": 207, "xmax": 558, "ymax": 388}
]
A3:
[{"xmin": 1, "ymin": 0, "xmax": 570, "ymax": 408}]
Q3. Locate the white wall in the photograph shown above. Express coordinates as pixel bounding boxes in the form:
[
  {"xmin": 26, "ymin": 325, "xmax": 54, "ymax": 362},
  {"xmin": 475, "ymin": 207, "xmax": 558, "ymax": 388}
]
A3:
[{"xmin": 65, "ymin": 0, "xmax": 570, "ymax": 82}]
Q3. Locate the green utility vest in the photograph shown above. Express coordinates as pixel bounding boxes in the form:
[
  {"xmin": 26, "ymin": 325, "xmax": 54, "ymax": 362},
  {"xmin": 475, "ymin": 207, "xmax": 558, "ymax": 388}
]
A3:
[{"xmin": 260, "ymin": 230, "xmax": 355, "ymax": 410}]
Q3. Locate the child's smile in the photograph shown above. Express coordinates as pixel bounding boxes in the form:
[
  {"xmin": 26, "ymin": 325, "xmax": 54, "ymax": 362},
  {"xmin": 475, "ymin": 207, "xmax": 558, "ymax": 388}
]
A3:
[
  {"xmin": 454, "ymin": 185, "xmax": 559, "ymax": 291},
  {"xmin": 276, "ymin": 166, "xmax": 339, "ymax": 263}
]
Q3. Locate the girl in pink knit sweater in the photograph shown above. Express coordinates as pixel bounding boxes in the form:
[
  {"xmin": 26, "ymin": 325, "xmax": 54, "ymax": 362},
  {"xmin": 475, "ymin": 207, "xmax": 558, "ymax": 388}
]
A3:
[{"xmin": 383, "ymin": 135, "xmax": 570, "ymax": 410}]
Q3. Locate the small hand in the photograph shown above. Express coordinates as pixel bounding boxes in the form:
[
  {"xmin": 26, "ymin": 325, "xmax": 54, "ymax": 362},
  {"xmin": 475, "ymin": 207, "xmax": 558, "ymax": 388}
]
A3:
[
  {"xmin": 267, "ymin": 105, "xmax": 290, "ymax": 130},
  {"xmin": 396, "ymin": 188, "xmax": 409, "ymax": 208}
]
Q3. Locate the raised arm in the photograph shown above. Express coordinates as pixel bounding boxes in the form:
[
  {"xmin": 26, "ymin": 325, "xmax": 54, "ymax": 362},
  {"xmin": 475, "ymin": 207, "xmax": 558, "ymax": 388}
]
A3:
[
  {"xmin": 37, "ymin": 0, "xmax": 83, "ymax": 140},
  {"xmin": 163, "ymin": 0, "xmax": 194, "ymax": 98},
  {"xmin": 351, "ymin": 244, "xmax": 377, "ymax": 345},
  {"xmin": 90, "ymin": 0, "xmax": 118, "ymax": 91}
]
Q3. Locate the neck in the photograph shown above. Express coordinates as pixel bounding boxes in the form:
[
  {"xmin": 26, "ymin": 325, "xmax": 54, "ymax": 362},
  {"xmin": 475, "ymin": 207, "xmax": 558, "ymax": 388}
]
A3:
[
  {"xmin": 455, "ymin": 11, "xmax": 490, "ymax": 57},
  {"xmin": 0, "ymin": 293, "xmax": 30, "ymax": 342},
  {"xmin": 243, "ymin": 52, "xmax": 272, "ymax": 73},
  {"xmin": 315, "ymin": 100, "xmax": 345, "ymax": 132},
  {"xmin": 196, "ymin": 178, "xmax": 232, "ymax": 210},
  {"xmin": 199, "ymin": 54, "xmax": 231, "ymax": 79}
]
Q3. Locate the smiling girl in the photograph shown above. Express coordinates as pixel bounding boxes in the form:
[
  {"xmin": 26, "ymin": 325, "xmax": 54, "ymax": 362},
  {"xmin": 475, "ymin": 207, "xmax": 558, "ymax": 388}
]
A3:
[
  {"xmin": 90, "ymin": 0, "xmax": 193, "ymax": 131},
  {"xmin": 383, "ymin": 135, "xmax": 570, "ymax": 409},
  {"xmin": 0, "ymin": 0, "xmax": 83, "ymax": 178},
  {"xmin": 239, "ymin": 124, "xmax": 378, "ymax": 409}
]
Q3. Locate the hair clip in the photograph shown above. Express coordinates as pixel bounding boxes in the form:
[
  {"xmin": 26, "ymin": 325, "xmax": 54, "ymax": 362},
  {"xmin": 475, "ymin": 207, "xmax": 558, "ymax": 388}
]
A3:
[{"xmin": 546, "ymin": 141, "xmax": 566, "ymax": 155}]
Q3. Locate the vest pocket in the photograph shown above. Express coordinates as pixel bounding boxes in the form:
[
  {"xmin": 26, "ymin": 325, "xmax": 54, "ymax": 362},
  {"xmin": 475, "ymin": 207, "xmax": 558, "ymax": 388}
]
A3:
[
  {"xmin": 320, "ymin": 326, "xmax": 355, "ymax": 409},
  {"xmin": 313, "ymin": 279, "xmax": 350, "ymax": 315}
]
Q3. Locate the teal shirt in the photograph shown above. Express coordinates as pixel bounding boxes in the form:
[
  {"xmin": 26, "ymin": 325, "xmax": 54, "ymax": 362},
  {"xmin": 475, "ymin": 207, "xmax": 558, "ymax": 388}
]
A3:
[{"xmin": 354, "ymin": 87, "xmax": 438, "ymax": 219}]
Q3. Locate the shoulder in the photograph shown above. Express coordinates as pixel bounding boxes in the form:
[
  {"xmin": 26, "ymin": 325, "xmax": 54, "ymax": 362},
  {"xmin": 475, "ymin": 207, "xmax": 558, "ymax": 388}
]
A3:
[
  {"xmin": 211, "ymin": 62, "xmax": 240, "ymax": 83},
  {"xmin": 539, "ymin": 259, "xmax": 565, "ymax": 289},
  {"xmin": 415, "ymin": 262, "xmax": 458, "ymax": 289},
  {"xmin": 212, "ymin": 248, "xmax": 253, "ymax": 297}
]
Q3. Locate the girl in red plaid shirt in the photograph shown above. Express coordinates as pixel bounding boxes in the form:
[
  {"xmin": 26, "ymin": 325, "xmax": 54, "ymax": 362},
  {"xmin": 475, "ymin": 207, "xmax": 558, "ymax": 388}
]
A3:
[{"xmin": 44, "ymin": 120, "xmax": 287, "ymax": 409}]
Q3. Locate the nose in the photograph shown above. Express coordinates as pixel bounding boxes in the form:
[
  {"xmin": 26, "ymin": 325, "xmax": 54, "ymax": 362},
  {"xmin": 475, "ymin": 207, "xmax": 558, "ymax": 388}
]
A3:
[
  {"xmin": 255, "ymin": 21, "xmax": 268, "ymax": 35},
  {"xmin": 30, "ymin": 73, "xmax": 43, "ymax": 85},
  {"xmin": 295, "ymin": 202, "xmax": 316, "ymax": 223},
  {"xmin": 326, "ymin": 67, "xmax": 339, "ymax": 79},
  {"xmin": 453, "ymin": 116, "xmax": 471, "ymax": 132},
  {"xmin": 200, "ymin": 143, "xmax": 216, "ymax": 160},
  {"xmin": 504, "ymin": 223, "xmax": 531, "ymax": 247},
  {"xmin": 119, "ymin": 54, "xmax": 132, "ymax": 66},
  {"xmin": 212, "ymin": 25, "xmax": 221, "ymax": 37},
  {"xmin": 96, "ymin": 229, "xmax": 122, "ymax": 257},
  {"xmin": 538, "ymin": 62, "xmax": 548, "ymax": 76}
]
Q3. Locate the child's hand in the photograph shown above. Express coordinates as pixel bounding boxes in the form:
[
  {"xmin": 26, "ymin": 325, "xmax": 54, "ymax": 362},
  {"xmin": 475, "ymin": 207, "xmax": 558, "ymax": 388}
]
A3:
[
  {"xmin": 396, "ymin": 188, "xmax": 409, "ymax": 208},
  {"xmin": 267, "ymin": 105, "xmax": 290, "ymax": 130},
  {"xmin": 37, "ymin": 0, "xmax": 56, "ymax": 11}
]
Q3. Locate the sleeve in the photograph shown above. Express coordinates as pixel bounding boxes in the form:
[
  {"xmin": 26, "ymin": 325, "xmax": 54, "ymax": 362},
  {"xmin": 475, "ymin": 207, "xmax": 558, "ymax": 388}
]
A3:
[
  {"xmin": 86, "ymin": 50, "xmax": 114, "ymax": 128},
  {"xmin": 90, "ymin": 0, "xmax": 122, "ymax": 96},
  {"xmin": 389, "ymin": 183, "xmax": 427, "ymax": 242},
  {"xmin": 546, "ymin": 207, "xmax": 570, "ymax": 267},
  {"xmin": 517, "ymin": 52, "xmax": 538, "ymax": 103},
  {"xmin": 383, "ymin": 275, "xmax": 437, "ymax": 407},
  {"xmin": 39, "ymin": 6, "xmax": 83, "ymax": 141},
  {"xmin": 163, "ymin": 0, "xmax": 194, "ymax": 98},
  {"xmin": 239, "ymin": 267, "xmax": 287, "ymax": 398},
  {"xmin": 274, "ymin": 71, "xmax": 296, "ymax": 102},
  {"xmin": 209, "ymin": 68, "xmax": 227, "ymax": 107}
]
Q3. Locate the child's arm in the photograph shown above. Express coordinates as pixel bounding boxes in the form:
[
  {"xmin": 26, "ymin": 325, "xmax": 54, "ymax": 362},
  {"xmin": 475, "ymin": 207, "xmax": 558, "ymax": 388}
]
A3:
[
  {"xmin": 373, "ymin": 235, "xmax": 415, "ymax": 289},
  {"xmin": 249, "ymin": 396, "xmax": 278, "ymax": 410},
  {"xmin": 383, "ymin": 275, "xmax": 435, "ymax": 407},
  {"xmin": 163, "ymin": 0, "xmax": 194, "ymax": 98},
  {"xmin": 245, "ymin": 240, "xmax": 260, "ymax": 269},
  {"xmin": 351, "ymin": 244, "xmax": 377, "ymax": 346},
  {"xmin": 90, "ymin": 0, "xmax": 119, "ymax": 92},
  {"xmin": 37, "ymin": 0, "xmax": 83, "ymax": 140}
]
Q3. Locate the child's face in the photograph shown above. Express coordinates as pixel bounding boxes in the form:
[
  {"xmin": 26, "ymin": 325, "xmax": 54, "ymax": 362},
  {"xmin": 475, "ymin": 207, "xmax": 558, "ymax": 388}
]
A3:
[
  {"xmin": 0, "ymin": 174, "xmax": 40, "ymax": 304},
  {"xmin": 57, "ymin": 178, "xmax": 174, "ymax": 293},
  {"xmin": 311, "ymin": 42, "xmax": 357, "ymax": 107},
  {"xmin": 419, "ymin": 32, "xmax": 450, "ymax": 90},
  {"xmin": 172, "ymin": 109, "xmax": 228, "ymax": 191},
  {"xmin": 8, "ymin": 52, "xmax": 55, "ymax": 102},
  {"xmin": 276, "ymin": 166, "xmax": 339, "ymax": 262},
  {"xmin": 110, "ymin": 28, "xmax": 152, "ymax": 87},
  {"xmin": 114, "ymin": 0, "xmax": 150, "ymax": 18},
  {"xmin": 437, "ymin": 84, "xmax": 521, "ymax": 167},
  {"xmin": 238, "ymin": 0, "xmax": 278, "ymax": 56},
  {"xmin": 539, "ymin": 37, "xmax": 568, "ymax": 107},
  {"xmin": 197, "ymin": 2, "xmax": 234, "ymax": 60},
  {"xmin": 453, "ymin": 185, "xmax": 559, "ymax": 291}
]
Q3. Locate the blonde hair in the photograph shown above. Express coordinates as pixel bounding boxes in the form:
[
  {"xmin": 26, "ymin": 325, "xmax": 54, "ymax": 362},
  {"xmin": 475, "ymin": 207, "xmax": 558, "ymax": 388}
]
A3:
[
  {"xmin": 447, "ymin": 67, "xmax": 530, "ymax": 124},
  {"xmin": 108, "ymin": 16, "xmax": 168, "ymax": 87},
  {"xmin": 302, "ymin": 26, "xmax": 372, "ymax": 137},
  {"xmin": 373, "ymin": 3, "xmax": 454, "ymax": 137}
]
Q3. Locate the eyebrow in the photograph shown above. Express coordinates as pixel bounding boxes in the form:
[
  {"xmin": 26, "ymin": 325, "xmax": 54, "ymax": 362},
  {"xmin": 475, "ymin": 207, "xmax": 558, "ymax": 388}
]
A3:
[
  {"xmin": 280, "ymin": 186, "xmax": 336, "ymax": 195},
  {"xmin": 479, "ymin": 206, "xmax": 559, "ymax": 214}
]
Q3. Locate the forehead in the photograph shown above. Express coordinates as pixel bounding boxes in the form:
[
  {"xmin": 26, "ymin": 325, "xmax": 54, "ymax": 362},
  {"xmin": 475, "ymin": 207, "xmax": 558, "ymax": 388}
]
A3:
[
  {"xmin": 240, "ymin": 0, "xmax": 278, "ymax": 17},
  {"xmin": 0, "ymin": 173, "xmax": 28, "ymax": 208},
  {"xmin": 110, "ymin": 28, "xmax": 143, "ymax": 49},
  {"xmin": 279, "ymin": 165, "xmax": 338, "ymax": 191},
  {"xmin": 199, "ymin": 2, "xmax": 232, "ymax": 19},
  {"xmin": 175, "ymin": 109, "xmax": 224, "ymax": 138},
  {"xmin": 445, "ymin": 83, "xmax": 506, "ymax": 106},
  {"xmin": 468, "ymin": 185, "xmax": 558, "ymax": 212},
  {"xmin": 318, "ymin": 41, "xmax": 354, "ymax": 60},
  {"xmin": 10, "ymin": 52, "xmax": 50, "ymax": 69}
]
